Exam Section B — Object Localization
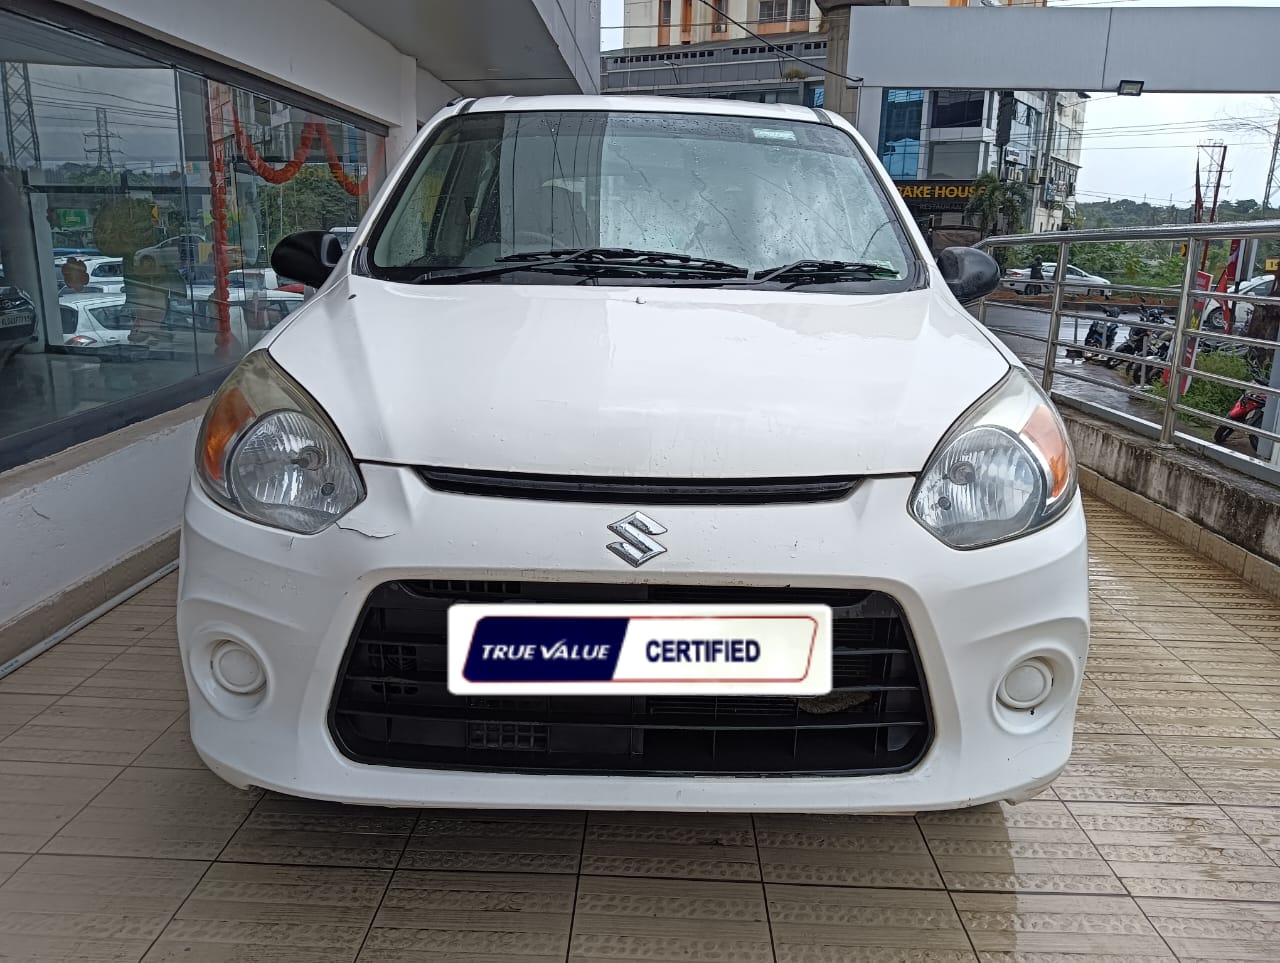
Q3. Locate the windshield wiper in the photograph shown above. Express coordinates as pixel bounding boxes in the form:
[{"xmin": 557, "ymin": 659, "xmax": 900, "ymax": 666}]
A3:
[
  {"xmin": 413, "ymin": 248, "xmax": 750, "ymax": 284},
  {"xmin": 748, "ymin": 259, "xmax": 902, "ymax": 287}
]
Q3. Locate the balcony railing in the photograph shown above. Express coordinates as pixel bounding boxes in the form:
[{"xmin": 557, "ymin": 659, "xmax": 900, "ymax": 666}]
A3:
[{"xmin": 974, "ymin": 221, "xmax": 1280, "ymax": 484}]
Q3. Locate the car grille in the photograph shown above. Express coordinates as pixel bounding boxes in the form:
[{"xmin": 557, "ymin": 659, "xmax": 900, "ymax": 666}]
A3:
[{"xmin": 329, "ymin": 582, "xmax": 933, "ymax": 776}]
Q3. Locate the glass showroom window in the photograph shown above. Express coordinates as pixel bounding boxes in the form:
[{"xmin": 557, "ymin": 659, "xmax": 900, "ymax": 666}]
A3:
[{"xmin": 0, "ymin": 8, "xmax": 383, "ymax": 470}]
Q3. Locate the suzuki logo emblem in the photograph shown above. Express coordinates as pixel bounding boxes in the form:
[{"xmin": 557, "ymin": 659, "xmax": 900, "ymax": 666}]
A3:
[{"xmin": 606, "ymin": 511, "xmax": 668, "ymax": 568}]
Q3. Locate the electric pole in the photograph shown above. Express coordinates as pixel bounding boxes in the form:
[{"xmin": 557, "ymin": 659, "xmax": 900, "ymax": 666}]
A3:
[
  {"xmin": 1, "ymin": 63, "xmax": 40, "ymax": 168},
  {"xmin": 84, "ymin": 106, "xmax": 121, "ymax": 171}
]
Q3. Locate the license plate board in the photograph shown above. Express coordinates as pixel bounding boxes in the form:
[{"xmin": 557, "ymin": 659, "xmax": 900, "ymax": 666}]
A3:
[
  {"xmin": 0, "ymin": 311, "xmax": 33, "ymax": 329},
  {"xmin": 447, "ymin": 604, "xmax": 832, "ymax": 696}
]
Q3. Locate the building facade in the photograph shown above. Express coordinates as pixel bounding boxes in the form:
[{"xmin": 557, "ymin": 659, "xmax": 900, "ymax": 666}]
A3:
[
  {"xmin": 606, "ymin": 0, "xmax": 1084, "ymax": 233},
  {"xmin": 0, "ymin": 0, "xmax": 598, "ymax": 667}
]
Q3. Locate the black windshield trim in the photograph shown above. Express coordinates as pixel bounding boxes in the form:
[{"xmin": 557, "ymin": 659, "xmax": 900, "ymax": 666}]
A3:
[{"xmin": 357, "ymin": 109, "xmax": 925, "ymax": 294}]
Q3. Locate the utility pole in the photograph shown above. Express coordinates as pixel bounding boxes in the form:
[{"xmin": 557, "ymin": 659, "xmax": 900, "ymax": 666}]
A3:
[
  {"xmin": 1, "ymin": 63, "xmax": 40, "ymax": 168},
  {"xmin": 815, "ymin": 0, "xmax": 905, "ymax": 128},
  {"xmin": 84, "ymin": 106, "xmax": 121, "ymax": 171},
  {"xmin": 1197, "ymin": 141, "xmax": 1228, "ymax": 273}
]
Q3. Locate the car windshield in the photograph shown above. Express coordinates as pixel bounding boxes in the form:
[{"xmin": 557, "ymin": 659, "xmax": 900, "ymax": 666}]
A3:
[{"xmin": 366, "ymin": 110, "xmax": 917, "ymax": 291}]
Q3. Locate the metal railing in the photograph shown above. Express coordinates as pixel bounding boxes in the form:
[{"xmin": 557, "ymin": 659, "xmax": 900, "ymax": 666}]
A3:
[{"xmin": 974, "ymin": 221, "xmax": 1280, "ymax": 481}]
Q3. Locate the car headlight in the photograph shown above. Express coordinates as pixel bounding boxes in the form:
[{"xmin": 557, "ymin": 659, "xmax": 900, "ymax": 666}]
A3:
[
  {"xmin": 195, "ymin": 351, "xmax": 363, "ymax": 534},
  {"xmin": 910, "ymin": 367, "xmax": 1076, "ymax": 549}
]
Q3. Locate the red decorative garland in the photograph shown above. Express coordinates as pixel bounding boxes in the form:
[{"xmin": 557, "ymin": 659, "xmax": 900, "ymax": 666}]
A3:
[
  {"xmin": 317, "ymin": 124, "xmax": 370, "ymax": 197},
  {"xmin": 207, "ymin": 84, "xmax": 234, "ymax": 361},
  {"xmin": 230, "ymin": 104, "xmax": 319, "ymax": 184}
]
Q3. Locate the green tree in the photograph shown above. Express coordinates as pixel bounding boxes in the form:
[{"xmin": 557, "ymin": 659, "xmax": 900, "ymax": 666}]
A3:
[
  {"xmin": 257, "ymin": 164, "xmax": 362, "ymax": 253},
  {"xmin": 964, "ymin": 172, "xmax": 1029, "ymax": 238}
]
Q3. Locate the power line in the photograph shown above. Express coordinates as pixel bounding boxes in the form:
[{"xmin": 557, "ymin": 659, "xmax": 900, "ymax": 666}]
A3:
[{"xmin": 687, "ymin": 0, "xmax": 863, "ymax": 85}]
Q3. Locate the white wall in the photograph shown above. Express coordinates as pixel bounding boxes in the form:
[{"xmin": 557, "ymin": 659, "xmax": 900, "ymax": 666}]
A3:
[
  {"xmin": 0, "ymin": 413, "xmax": 198, "ymax": 629},
  {"xmin": 65, "ymin": 0, "xmax": 415, "ymax": 127}
]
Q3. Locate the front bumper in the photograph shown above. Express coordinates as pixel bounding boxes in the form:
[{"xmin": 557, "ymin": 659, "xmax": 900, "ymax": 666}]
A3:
[{"xmin": 177, "ymin": 465, "xmax": 1089, "ymax": 812}]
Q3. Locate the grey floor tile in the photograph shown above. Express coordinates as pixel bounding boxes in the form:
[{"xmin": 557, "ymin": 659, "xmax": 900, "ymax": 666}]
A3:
[
  {"xmin": 401, "ymin": 809, "xmax": 584, "ymax": 874},
  {"xmin": 0, "ymin": 760, "xmax": 120, "ymax": 852},
  {"xmin": 769, "ymin": 884, "xmax": 975, "ymax": 962},
  {"xmin": 582, "ymin": 811, "xmax": 759, "ymax": 881},
  {"xmin": 756, "ymin": 812, "xmax": 942, "ymax": 888},
  {"xmin": 220, "ymin": 794, "xmax": 415, "ymax": 868},
  {"xmin": 360, "ymin": 870, "xmax": 574, "ymax": 962},
  {"xmin": 0, "ymin": 854, "xmax": 204, "ymax": 963},
  {"xmin": 42, "ymin": 767, "xmax": 259, "ymax": 860},
  {"xmin": 568, "ymin": 875, "xmax": 771, "ymax": 963},
  {"xmin": 919, "ymin": 800, "xmax": 1124, "ymax": 895}
]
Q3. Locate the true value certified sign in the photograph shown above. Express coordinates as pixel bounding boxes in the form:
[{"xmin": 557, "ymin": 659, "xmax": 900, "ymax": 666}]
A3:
[
  {"xmin": 447, "ymin": 604, "xmax": 833, "ymax": 696},
  {"xmin": 896, "ymin": 180, "xmax": 977, "ymax": 213}
]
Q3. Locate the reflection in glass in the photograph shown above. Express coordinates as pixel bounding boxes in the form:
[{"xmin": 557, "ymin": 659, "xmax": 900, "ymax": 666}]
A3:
[{"xmin": 0, "ymin": 7, "xmax": 384, "ymax": 455}]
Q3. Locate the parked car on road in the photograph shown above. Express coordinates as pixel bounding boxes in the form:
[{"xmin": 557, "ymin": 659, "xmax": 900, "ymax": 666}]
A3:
[
  {"xmin": 58, "ymin": 292, "xmax": 137, "ymax": 352},
  {"xmin": 1201, "ymin": 274, "xmax": 1275, "ymax": 331},
  {"xmin": 178, "ymin": 95, "xmax": 1088, "ymax": 815},
  {"xmin": 135, "ymin": 234, "xmax": 206, "ymax": 271},
  {"xmin": 1005, "ymin": 262, "xmax": 1110, "ymax": 297},
  {"xmin": 57, "ymin": 256, "xmax": 126, "ymax": 294}
]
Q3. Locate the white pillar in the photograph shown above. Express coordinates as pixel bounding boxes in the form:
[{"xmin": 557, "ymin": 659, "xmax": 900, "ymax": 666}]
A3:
[
  {"xmin": 855, "ymin": 85, "xmax": 883, "ymax": 149},
  {"xmin": 385, "ymin": 54, "xmax": 419, "ymax": 167}
]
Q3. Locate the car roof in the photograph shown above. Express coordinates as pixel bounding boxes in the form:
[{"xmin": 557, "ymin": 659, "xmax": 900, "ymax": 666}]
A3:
[{"xmin": 466, "ymin": 94, "xmax": 823, "ymax": 124}]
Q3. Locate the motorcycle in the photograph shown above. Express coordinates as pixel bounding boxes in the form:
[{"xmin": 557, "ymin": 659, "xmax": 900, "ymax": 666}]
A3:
[
  {"xmin": 1214, "ymin": 364, "xmax": 1270, "ymax": 452},
  {"xmin": 1083, "ymin": 319, "xmax": 1119, "ymax": 363}
]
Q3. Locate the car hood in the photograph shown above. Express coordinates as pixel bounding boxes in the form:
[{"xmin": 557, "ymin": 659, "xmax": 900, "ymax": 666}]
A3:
[{"xmin": 266, "ymin": 276, "xmax": 1009, "ymax": 477}]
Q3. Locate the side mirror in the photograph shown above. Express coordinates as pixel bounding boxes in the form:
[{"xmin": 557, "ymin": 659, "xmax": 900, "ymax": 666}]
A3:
[
  {"xmin": 271, "ymin": 231, "xmax": 343, "ymax": 289},
  {"xmin": 937, "ymin": 246, "xmax": 1001, "ymax": 304}
]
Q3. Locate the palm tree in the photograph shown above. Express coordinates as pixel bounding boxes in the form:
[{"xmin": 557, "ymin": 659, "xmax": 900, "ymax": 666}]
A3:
[{"xmin": 965, "ymin": 172, "xmax": 1029, "ymax": 238}]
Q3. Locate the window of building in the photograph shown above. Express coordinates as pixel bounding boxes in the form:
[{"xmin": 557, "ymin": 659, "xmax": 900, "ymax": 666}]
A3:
[
  {"xmin": 878, "ymin": 89, "xmax": 924, "ymax": 181},
  {"xmin": 660, "ymin": 0, "xmax": 672, "ymax": 23},
  {"xmin": 712, "ymin": 0, "xmax": 729, "ymax": 32},
  {"xmin": 927, "ymin": 141, "xmax": 983, "ymax": 180},
  {"xmin": 0, "ymin": 7, "xmax": 384, "ymax": 471},
  {"xmin": 790, "ymin": 0, "xmax": 811, "ymax": 21},
  {"xmin": 759, "ymin": 1, "xmax": 788, "ymax": 23},
  {"xmin": 930, "ymin": 90, "xmax": 985, "ymax": 129}
]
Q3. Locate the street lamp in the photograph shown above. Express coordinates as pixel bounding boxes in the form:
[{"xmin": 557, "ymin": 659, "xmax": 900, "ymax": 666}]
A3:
[{"xmin": 662, "ymin": 59, "xmax": 681, "ymax": 88}]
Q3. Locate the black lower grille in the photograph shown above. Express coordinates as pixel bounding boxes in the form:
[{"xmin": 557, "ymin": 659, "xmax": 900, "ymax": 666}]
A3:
[{"xmin": 329, "ymin": 582, "xmax": 933, "ymax": 776}]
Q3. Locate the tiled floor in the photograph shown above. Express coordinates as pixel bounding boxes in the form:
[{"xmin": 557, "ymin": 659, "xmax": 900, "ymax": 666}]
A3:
[{"xmin": 2, "ymin": 497, "xmax": 1280, "ymax": 961}]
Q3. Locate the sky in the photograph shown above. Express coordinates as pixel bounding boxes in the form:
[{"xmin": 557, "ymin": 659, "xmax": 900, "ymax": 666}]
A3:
[{"xmin": 600, "ymin": 0, "xmax": 1279, "ymax": 208}]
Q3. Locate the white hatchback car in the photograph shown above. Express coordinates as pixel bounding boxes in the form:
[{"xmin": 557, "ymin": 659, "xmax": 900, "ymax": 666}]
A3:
[{"xmin": 178, "ymin": 96, "xmax": 1089, "ymax": 813}]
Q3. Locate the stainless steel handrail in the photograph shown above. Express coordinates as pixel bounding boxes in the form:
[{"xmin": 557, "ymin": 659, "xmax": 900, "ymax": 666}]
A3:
[{"xmin": 975, "ymin": 223, "xmax": 1280, "ymax": 465}]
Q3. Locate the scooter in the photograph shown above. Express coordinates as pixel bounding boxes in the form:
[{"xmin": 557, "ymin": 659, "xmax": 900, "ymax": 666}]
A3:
[
  {"xmin": 1083, "ymin": 319, "xmax": 1119, "ymax": 363},
  {"xmin": 1215, "ymin": 368, "xmax": 1269, "ymax": 452}
]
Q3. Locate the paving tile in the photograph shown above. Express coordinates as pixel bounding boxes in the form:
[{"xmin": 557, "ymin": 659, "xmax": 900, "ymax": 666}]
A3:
[
  {"xmin": 0, "ymin": 760, "xmax": 120, "ymax": 852},
  {"xmin": 220, "ymin": 794, "xmax": 414, "ymax": 868},
  {"xmin": 359, "ymin": 869, "xmax": 573, "ymax": 962},
  {"xmin": 756, "ymin": 813, "xmax": 942, "ymax": 888},
  {"xmin": 401, "ymin": 810, "xmax": 584, "ymax": 874},
  {"xmin": 768, "ymin": 884, "xmax": 975, "ymax": 962},
  {"xmin": 918, "ymin": 800, "xmax": 1123, "ymax": 894},
  {"xmin": 42, "ymin": 767, "xmax": 259, "ymax": 860},
  {"xmin": 0, "ymin": 720, "xmax": 164, "ymax": 767},
  {"xmin": 568, "ymin": 875, "xmax": 771, "ymax": 963},
  {"xmin": 0, "ymin": 692, "xmax": 56, "ymax": 730},
  {"xmin": 952, "ymin": 892, "xmax": 1174, "ymax": 959},
  {"xmin": 0, "ymin": 851, "xmax": 29, "ymax": 887},
  {"xmin": 581, "ymin": 811, "xmax": 759, "ymax": 881},
  {"xmin": 1138, "ymin": 897, "xmax": 1280, "ymax": 961},
  {"xmin": 0, "ymin": 854, "xmax": 204, "ymax": 963},
  {"xmin": 133, "ymin": 716, "xmax": 202, "ymax": 769},
  {"xmin": 1222, "ymin": 806, "xmax": 1280, "ymax": 862},
  {"xmin": 149, "ymin": 856, "xmax": 395, "ymax": 959}
]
